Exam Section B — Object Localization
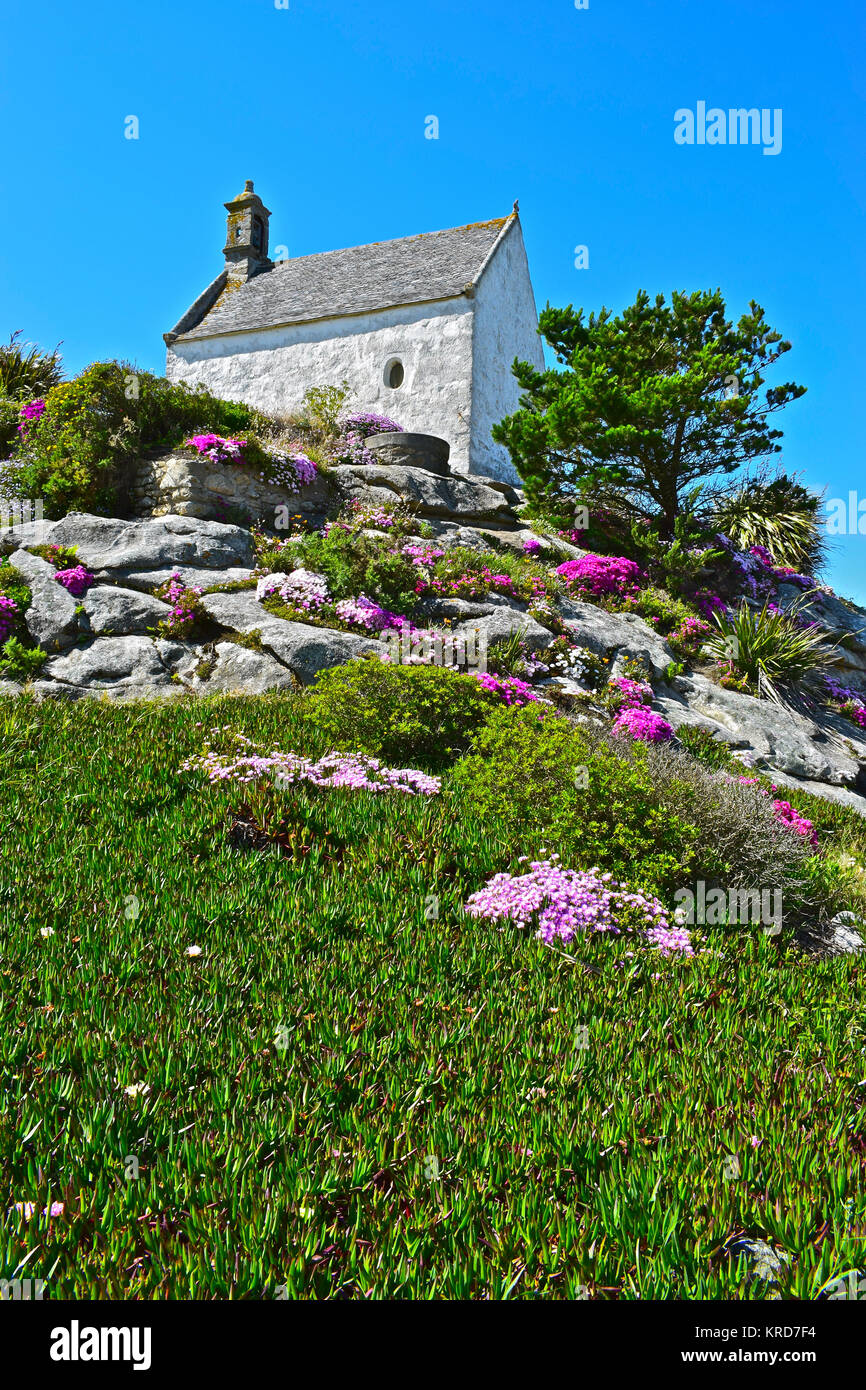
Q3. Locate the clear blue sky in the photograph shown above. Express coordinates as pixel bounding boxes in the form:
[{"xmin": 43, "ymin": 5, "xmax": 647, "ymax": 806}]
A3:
[{"xmin": 3, "ymin": 0, "xmax": 864, "ymax": 598}]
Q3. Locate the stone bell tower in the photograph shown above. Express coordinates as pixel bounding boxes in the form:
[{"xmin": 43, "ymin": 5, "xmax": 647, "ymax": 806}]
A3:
[{"xmin": 223, "ymin": 180, "xmax": 272, "ymax": 287}]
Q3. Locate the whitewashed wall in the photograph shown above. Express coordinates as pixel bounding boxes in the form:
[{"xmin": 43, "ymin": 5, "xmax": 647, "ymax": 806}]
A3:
[
  {"xmin": 469, "ymin": 220, "xmax": 544, "ymax": 484},
  {"xmin": 166, "ymin": 298, "xmax": 475, "ymax": 471}
]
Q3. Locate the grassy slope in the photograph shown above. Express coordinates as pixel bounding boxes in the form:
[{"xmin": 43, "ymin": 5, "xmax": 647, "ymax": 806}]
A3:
[{"xmin": 0, "ymin": 693, "xmax": 864, "ymax": 1299}]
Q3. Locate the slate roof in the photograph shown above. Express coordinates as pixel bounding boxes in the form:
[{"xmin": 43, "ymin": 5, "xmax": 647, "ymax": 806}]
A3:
[{"xmin": 169, "ymin": 215, "xmax": 514, "ymax": 342}]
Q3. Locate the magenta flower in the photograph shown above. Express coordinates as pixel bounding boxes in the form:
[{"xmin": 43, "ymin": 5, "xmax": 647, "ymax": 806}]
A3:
[
  {"xmin": 612, "ymin": 706, "xmax": 674, "ymax": 743},
  {"xmin": 556, "ymin": 553, "xmax": 645, "ymax": 598},
  {"xmin": 0, "ymin": 593, "xmax": 18, "ymax": 642},
  {"xmin": 55, "ymin": 565, "xmax": 94, "ymax": 597},
  {"xmin": 473, "ymin": 672, "xmax": 540, "ymax": 706}
]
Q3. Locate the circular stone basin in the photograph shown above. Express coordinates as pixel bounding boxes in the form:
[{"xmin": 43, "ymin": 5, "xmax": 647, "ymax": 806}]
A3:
[{"xmin": 365, "ymin": 432, "xmax": 451, "ymax": 476}]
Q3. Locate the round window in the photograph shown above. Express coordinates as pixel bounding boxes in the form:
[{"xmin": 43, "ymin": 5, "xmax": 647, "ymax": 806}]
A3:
[{"xmin": 385, "ymin": 359, "xmax": 404, "ymax": 389}]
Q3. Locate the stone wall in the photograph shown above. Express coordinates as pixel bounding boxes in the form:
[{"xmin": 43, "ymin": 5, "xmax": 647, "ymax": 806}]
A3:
[{"xmin": 130, "ymin": 451, "xmax": 333, "ymax": 524}]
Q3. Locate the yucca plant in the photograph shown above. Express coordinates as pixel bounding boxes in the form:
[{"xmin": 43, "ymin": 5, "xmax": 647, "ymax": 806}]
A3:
[
  {"xmin": 704, "ymin": 596, "xmax": 840, "ymax": 702},
  {"xmin": 712, "ymin": 474, "xmax": 825, "ymax": 574},
  {"xmin": 0, "ymin": 329, "xmax": 63, "ymax": 400}
]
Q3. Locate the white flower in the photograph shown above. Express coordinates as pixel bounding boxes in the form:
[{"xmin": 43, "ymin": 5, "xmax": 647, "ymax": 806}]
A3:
[
  {"xmin": 40, "ymin": 927, "xmax": 55, "ymax": 938},
  {"xmin": 123, "ymin": 1082, "xmax": 151, "ymax": 1098},
  {"xmin": 185, "ymin": 945, "xmax": 203, "ymax": 958}
]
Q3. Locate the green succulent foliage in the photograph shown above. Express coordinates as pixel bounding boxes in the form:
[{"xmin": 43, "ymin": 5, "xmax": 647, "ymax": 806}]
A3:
[
  {"xmin": 0, "ymin": 692, "xmax": 863, "ymax": 1297},
  {"xmin": 704, "ymin": 597, "xmax": 840, "ymax": 701},
  {"xmin": 492, "ymin": 289, "xmax": 806, "ymax": 535},
  {"xmin": 712, "ymin": 473, "xmax": 826, "ymax": 574}
]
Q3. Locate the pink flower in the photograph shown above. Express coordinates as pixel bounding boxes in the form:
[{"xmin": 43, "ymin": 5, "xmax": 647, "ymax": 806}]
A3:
[
  {"xmin": 612, "ymin": 706, "xmax": 674, "ymax": 743},
  {"xmin": 556, "ymin": 554, "xmax": 645, "ymax": 598},
  {"xmin": 54, "ymin": 565, "xmax": 94, "ymax": 597},
  {"xmin": 465, "ymin": 859, "xmax": 693, "ymax": 956}
]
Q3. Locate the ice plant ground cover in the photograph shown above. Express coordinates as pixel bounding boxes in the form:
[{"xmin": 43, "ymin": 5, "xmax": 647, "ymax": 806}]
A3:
[{"xmin": 1, "ymin": 691, "xmax": 866, "ymax": 1299}]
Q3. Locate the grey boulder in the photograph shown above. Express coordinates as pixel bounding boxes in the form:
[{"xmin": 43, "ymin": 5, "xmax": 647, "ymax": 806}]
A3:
[
  {"xmin": 195, "ymin": 642, "xmax": 298, "ymax": 695},
  {"xmin": 331, "ymin": 464, "xmax": 519, "ymax": 524},
  {"xmin": 115, "ymin": 567, "xmax": 255, "ymax": 594},
  {"xmin": 81, "ymin": 585, "xmax": 171, "ymax": 636},
  {"xmin": 656, "ymin": 672, "xmax": 866, "ymax": 787},
  {"xmin": 9, "ymin": 548, "xmax": 79, "ymax": 651},
  {"xmin": 34, "ymin": 636, "xmax": 185, "ymax": 698},
  {"xmin": 46, "ymin": 513, "xmax": 254, "ymax": 576},
  {"xmin": 452, "ymin": 607, "xmax": 557, "ymax": 656},
  {"xmin": 201, "ymin": 590, "xmax": 381, "ymax": 684},
  {"xmin": 559, "ymin": 598, "xmax": 675, "ymax": 680}
]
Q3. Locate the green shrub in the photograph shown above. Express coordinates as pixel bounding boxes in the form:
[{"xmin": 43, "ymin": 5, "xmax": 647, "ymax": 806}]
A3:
[
  {"xmin": 307, "ymin": 657, "xmax": 497, "ymax": 770},
  {"xmin": 302, "ymin": 381, "xmax": 350, "ymax": 437},
  {"xmin": 0, "ymin": 398, "xmax": 22, "ymax": 457},
  {"xmin": 13, "ymin": 361, "xmax": 264, "ymax": 517},
  {"xmin": 292, "ymin": 525, "xmax": 419, "ymax": 612},
  {"xmin": 452, "ymin": 706, "xmax": 818, "ymax": 913},
  {"xmin": 362, "ymin": 548, "xmax": 420, "ymax": 612},
  {"xmin": 628, "ymin": 515, "xmax": 724, "ymax": 596},
  {"xmin": 625, "ymin": 585, "xmax": 694, "ymax": 635},
  {"xmin": 450, "ymin": 705, "xmax": 704, "ymax": 894},
  {"xmin": 639, "ymin": 742, "xmax": 814, "ymax": 903}
]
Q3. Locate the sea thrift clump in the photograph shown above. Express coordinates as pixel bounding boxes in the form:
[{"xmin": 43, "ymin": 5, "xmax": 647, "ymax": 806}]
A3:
[
  {"xmin": 824, "ymin": 678, "xmax": 866, "ymax": 730},
  {"xmin": 473, "ymin": 672, "xmax": 540, "ymax": 706},
  {"xmin": 464, "ymin": 858, "xmax": 693, "ymax": 956},
  {"xmin": 556, "ymin": 553, "xmax": 644, "ymax": 599},
  {"xmin": 612, "ymin": 705, "xmax": 674, "ymax": 743},
  {"xmin": 157, "ymin": 572, "xmax": 204, "ymax": 636},
  {"xmin": 840, "ymin": 701, "xmax": 866, "ymax": 730},
  {"xmin": 669, "ymin": 615, "xmax": 711, "ymax": 652},
  {"xmin": 421, "ymin": 566, "xmax": 522, "ymax": 602},
  {"xmin": 403, "ymin": 541, "xmax": 446, "ymax": 566},
  {"xmin": 182, "ymin": 733, "xmax": 440, "ymax": 796},
  {"xmin": 0, "ymin": 594, "xmax": 18, "ymax": 642},
  {"xmin": 54, "ymin": 565, "xmax": 94, "ymax": 597},
  {"xmin": 338, "ymin": 412, "xmax": 403, "ymax": 466},
  {"xmin": 288, "ymin": 453, "xmax": 317, "ymax": 488}
]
